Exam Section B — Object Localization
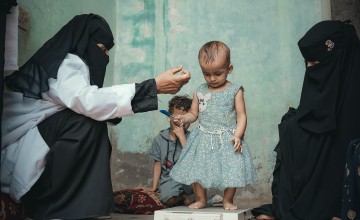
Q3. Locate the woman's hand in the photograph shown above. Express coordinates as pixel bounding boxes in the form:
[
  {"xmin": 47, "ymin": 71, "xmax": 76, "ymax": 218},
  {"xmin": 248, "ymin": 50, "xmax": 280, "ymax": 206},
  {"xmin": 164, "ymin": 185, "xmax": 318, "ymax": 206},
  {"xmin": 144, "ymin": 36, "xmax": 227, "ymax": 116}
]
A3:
[{"xmin": 155, "ymin": 65, "xmax": 191, "ymax": 94}]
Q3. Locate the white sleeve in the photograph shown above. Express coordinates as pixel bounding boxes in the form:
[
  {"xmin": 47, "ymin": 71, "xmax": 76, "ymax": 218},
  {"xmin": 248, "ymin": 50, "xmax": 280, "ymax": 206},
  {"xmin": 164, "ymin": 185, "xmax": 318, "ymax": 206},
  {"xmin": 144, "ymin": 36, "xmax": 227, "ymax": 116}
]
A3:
[{"xmin": 43, "ymin": 54, "xmax": 136, "ymax": 121}]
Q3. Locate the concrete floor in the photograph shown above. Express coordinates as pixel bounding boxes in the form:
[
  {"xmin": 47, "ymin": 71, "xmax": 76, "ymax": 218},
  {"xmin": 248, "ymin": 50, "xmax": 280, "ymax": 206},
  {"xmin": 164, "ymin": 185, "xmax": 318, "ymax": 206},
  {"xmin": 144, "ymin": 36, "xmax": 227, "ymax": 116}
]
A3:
[{"xmin": 111, "ymin": 213, "xmax": 153, "ymax": 220}]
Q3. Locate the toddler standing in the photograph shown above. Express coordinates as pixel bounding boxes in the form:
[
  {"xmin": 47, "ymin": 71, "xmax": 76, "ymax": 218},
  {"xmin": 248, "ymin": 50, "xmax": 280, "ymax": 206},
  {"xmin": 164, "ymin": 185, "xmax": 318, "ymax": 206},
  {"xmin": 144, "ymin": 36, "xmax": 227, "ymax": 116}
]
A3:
[{"xmin": 170, "ymin": 41, "xmax": 257, "ymax": 210}]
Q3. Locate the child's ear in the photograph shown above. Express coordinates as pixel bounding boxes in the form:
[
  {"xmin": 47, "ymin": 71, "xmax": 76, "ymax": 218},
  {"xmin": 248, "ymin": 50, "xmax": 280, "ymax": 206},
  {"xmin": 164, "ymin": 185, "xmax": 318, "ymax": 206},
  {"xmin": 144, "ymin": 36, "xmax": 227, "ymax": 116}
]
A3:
[
  {"xmin": 228, "ymin": 64, "xmax": 233, "ymax": 74},
  {"xmin": 167, "ymin": 117, "xmax": 171, "ymax": 122}
]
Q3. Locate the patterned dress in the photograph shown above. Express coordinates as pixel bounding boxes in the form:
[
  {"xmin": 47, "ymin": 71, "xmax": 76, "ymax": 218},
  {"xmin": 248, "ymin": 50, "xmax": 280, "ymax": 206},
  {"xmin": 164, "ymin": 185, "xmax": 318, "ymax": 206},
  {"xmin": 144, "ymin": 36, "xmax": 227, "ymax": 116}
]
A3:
[{"xmin": 170, "ymin": 83, "xmax": 257, "ymax": 189}]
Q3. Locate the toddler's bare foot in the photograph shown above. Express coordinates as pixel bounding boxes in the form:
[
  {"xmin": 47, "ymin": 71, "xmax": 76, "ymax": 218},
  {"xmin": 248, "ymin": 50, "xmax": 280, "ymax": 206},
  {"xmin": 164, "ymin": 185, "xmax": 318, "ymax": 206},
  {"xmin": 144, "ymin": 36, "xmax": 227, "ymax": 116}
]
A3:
[
  {"xmin": 223, "ymin": 202, "xmax": 237, "ymax": 210},
  {"xmin": 189, "ymin": 201, "xmax": 206, "ymax": 209}
]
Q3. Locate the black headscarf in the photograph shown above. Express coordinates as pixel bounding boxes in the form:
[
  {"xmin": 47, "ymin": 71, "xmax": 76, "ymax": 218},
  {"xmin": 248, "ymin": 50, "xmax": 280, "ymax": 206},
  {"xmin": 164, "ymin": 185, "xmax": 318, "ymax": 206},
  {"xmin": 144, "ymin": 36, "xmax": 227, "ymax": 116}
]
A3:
[
  {"xmin": 296, "ymin": 20, "xmax": 360, "ymax": 133},
  {"xmin": 5, "ymin": 13, "xmax": 114, "ymax": 99}
]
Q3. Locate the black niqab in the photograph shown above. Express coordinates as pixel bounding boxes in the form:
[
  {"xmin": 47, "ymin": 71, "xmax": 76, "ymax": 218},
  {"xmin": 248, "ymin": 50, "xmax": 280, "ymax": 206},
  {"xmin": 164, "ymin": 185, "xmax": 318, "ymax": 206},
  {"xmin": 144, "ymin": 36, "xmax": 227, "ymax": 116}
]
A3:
[
  {"xmin": 297, "ymin": 20, "xmax": 358, "ymax": 134},
  {"xmin": 83, "ymin": 38, "xmax": 110, "ymax": 87},
  {"xmin": 5, "ymin": 13, "xmax": 114, "ymax": 99}
]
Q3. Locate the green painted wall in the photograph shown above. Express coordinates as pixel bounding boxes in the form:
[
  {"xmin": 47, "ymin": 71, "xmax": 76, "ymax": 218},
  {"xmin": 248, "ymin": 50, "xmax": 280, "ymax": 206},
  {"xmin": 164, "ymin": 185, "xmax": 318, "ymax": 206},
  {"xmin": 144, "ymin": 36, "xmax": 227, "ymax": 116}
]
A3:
[
  {"xmin": 17, "ymin": 0, "xmax": 116, "ymax": 85},
  {"xmin": 16, "ymin": 0, "xmax": 330, "ymax": 196},
  {"xmin": 111, "ymin": 0, "xmax": 330, "ymax": 187}
]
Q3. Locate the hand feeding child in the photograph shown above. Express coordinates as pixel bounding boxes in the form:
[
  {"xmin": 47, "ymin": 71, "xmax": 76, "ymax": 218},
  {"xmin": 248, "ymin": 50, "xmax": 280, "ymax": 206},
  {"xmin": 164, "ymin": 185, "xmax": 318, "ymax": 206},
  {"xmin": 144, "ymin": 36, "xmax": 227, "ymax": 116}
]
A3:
[
  {"xmin": 146, "ymin": 95, "xmax": 194, "ymax": 207},
  {"xmin": 170, "ymin": 41, "xmax": 257, "ymax": 210}
]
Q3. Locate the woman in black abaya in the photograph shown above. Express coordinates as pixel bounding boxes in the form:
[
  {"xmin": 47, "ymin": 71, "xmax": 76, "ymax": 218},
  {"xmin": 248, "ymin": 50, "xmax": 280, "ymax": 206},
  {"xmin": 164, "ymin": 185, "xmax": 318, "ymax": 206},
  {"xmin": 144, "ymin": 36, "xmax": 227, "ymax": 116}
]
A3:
[
  {"xmin": 1, "ymin": 14, "xmax": 190, "ymax": 219},
  {"xmin": 254, "ymin": 20, "xmax": 360, "ymax": 220}
]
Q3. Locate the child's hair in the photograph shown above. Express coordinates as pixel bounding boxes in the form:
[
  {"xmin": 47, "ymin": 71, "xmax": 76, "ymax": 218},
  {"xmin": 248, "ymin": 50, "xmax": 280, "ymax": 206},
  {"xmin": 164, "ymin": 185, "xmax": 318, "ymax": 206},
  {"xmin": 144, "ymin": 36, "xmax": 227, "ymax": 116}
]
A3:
[
  {"xmin": 198, "ymin": 41, "xmax": 231, "ymax": 66},
  {"xmin": 168, "ymin": 95, "xmax": 192, "ymax": 114}
]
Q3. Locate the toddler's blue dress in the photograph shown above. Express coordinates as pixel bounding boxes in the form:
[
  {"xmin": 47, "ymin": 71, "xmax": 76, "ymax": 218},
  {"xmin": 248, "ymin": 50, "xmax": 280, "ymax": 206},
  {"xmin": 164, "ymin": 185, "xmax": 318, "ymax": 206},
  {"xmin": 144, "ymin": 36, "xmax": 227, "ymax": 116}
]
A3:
[{"xmin": 170, "ymin": 83, "xmax": 257, "ymax": 189}]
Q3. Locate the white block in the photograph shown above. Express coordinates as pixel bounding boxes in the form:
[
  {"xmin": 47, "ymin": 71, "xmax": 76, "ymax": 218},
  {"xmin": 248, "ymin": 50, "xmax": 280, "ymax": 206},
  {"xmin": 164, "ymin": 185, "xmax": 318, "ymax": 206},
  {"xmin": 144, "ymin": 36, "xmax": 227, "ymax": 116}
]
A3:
[{"xmin": 154, "ymin": 206, "xmax": 252, "ymax": 220}]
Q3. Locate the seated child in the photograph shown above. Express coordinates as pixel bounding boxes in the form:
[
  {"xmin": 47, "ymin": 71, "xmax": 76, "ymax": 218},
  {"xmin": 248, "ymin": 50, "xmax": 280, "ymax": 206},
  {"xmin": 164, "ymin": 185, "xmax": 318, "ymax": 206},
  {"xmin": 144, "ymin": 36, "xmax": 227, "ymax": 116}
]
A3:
[{"xmin": 146, "ymin": 95, "xmax": 193, "ymax": 207}]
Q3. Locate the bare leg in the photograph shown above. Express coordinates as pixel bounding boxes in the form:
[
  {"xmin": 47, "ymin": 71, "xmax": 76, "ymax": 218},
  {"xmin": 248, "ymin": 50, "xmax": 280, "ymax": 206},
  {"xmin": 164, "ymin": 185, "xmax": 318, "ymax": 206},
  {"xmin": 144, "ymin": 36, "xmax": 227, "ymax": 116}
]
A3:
[
  {"xmin": 223, "ymin": 187, "xmax": 237, "ymax": 210},
  {"xmin": 188, "ymin": 182, "xmax": 207, "ymax": 209},
  {"xmin": 192, "ymin": 183, "xmax": 198, "ymax": 202}
]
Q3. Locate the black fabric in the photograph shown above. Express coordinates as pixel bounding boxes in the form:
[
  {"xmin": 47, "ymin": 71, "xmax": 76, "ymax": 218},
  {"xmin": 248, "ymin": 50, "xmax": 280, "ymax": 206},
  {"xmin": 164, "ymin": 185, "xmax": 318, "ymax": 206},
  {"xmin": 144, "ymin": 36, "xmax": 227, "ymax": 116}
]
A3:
[
  {"xmin": 297, "ymin": 20, "xmax": 354, "ymax": 134},
  {"xmin": 0, "ymin": 3, "xmax": 9, "ymax": 208},
  {"xmin": 22, "ymin": 109, "xmax": 114, "ymax": 219},
  {"xmin": 274, "ymin": 110, "xmax": 336, "ymax": 219},
  {"xmin": 5, "ymin": 13, "xmax": 114, "ymax": 98},
  {"xmin": 341, "ymin": 138, "xmax": 360, "ymax": 220},
  {"xmin": 298, "ymin": 21, "xmax": 346, "ymax": 62},
  {"xmin": 270, "ymin": 20, "xmax": 360, "ymax": 220},
  {"xmin": 107, "ymin": 117, "xmax": 123, "ymax": 125},
  {"xmin": 84, "ymin": 39, "xmax": 109, "ymax": 87},
  {"xmin": 271, "ymin": 107, "xmax": 297, "ymax": 218},
  {"xmin": 0, "ymin": 8, "xmax": 7, "ymax": 150},
  {"xmin": 251, "ymin": 204, "xmax": 274, "ymax": 217},
  {"xmin": 131, "ymin": 78, "xmax": 158, "ymax": 113},
  {"xmin": 0, "ymin": 0, "xmax": 17, "ymax": 14}
]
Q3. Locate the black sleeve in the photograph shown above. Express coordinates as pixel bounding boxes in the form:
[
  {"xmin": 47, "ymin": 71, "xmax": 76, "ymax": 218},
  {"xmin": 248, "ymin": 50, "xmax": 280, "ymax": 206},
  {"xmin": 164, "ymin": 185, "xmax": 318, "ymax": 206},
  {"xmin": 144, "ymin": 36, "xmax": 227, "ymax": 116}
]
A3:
[
  {"xmin": 106, "ymin": 117, "xmax": 122, "ymax": 125},
  {"xmin": 0, "ymin": 0, "xmax": 17, "ymax": 14},
  {"xmin": 131, "ymin": 79, "xmax": 158, "ymax": 113}
]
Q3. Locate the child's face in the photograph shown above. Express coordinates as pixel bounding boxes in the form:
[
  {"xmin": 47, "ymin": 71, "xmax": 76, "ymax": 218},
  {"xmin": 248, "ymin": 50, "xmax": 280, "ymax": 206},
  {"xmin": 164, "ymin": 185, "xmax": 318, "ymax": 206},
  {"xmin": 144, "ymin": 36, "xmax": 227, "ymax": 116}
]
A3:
[
  {"xmin": 169, "ymin": 108, "xmax": 190, "ymax": 130},
  {"xmin": 200, "ymin": 57, "xmax": 233, "ymax": 89}
]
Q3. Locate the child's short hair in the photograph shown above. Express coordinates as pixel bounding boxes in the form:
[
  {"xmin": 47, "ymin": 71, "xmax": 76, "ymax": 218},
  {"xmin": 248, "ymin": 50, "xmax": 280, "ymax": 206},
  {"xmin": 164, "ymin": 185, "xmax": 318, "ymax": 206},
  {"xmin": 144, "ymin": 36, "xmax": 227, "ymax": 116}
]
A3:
[
  {"xmin": 168, "ymin": 95, "xmax": 192, "ymax": 114},
  {"xmin": 198, "ymin": 41, "xmax": 230, "ymax": 66}
]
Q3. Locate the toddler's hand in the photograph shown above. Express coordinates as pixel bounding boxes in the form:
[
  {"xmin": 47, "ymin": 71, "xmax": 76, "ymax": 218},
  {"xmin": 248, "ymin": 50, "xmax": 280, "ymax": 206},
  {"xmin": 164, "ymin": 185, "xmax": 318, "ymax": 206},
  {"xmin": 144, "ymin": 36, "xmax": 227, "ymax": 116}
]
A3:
[{"xmin": 230, "ymin": 136, "xmax": 243, "ymax": 153}]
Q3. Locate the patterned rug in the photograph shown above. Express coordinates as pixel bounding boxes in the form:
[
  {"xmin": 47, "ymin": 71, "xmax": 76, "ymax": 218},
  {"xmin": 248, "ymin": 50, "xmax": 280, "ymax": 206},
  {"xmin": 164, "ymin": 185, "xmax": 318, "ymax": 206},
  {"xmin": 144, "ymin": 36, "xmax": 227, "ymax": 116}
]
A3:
[{"xmin": 113, "ymin": 189, "xmax": 167, "ymax": 215}]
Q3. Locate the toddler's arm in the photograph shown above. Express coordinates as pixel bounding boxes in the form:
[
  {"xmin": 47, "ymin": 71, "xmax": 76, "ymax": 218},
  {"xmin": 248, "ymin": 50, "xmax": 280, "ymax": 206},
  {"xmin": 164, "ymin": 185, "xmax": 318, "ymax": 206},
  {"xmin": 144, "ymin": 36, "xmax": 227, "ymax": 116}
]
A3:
[
  {"xmin": 173, "ymin": 91, "xmax": 199, "ymax": 126},
  {"xmin": 231, "ymin": 89, "xmax": 247, "ymax": 152}
]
